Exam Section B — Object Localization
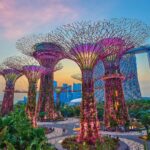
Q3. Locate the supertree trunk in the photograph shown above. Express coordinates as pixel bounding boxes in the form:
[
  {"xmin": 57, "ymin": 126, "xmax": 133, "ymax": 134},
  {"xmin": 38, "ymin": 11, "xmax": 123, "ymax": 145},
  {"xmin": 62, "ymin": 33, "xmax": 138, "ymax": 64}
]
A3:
[
  {"xmin": 103, "ymin": 74, "xmax": 129, "ymax": 129},
  {"xmin": 37, "ymin": 72, "xmax": 57, "ymax": 121},
  {"xmin": 77, "ymin": 69, "xmax": 100, "ymax": 144},
  {"xmin": 26, "ymin": 81, "xmax": 37, "ymax": 127},
  {"xmin": 1, "ymin": 83, "xmax": 14, "ymax": 116}
]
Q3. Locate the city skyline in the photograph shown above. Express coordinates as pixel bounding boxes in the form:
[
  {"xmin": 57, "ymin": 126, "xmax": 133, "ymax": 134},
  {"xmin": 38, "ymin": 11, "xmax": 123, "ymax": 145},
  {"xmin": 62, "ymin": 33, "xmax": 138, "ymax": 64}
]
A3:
[{"xmin": 0, "ymin": 0, "xmax": 150, "ymax": 96}]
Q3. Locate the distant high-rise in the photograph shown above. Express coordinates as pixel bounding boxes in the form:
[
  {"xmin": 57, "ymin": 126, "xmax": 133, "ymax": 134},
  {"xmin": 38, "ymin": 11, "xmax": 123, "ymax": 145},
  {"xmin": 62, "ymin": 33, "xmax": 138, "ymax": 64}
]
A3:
[
  {"xmin": 53, "ymin": 82, "xmax": 82, "ymax": 103},
  {"xmin": 59, "ymin": 83, "xmax": 70, "ymax": 103},
  {"xmin": 53, "ymin": 81, "xmax": 57, "ymax": 102},
  {"xmin": 72, "ymin": 83, "xmax": 82, "ymax": 99}
]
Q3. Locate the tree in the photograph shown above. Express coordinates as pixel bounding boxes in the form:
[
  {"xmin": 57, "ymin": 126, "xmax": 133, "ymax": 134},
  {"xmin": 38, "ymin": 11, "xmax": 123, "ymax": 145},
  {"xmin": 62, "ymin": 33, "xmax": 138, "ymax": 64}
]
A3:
[{"xmin": 139, "ymin": 113, "xmax": 150, "ymax": 137}]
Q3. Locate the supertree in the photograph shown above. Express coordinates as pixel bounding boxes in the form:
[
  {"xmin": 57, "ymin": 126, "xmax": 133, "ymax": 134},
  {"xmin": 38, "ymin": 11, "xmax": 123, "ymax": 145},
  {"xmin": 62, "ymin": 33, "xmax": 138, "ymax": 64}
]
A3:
[
  {"xmin": 16, "ymin": 35, "xmax": 64, "ymax": 121},
  {"xmin": 93, "ymin": 54, "xmax": 141, "ymax": 102},
  {"xmin": 3, "ymin": 55, "xmax": 45, "ymax": 127},
  {"xmin": 48, "ymin": 21, "xmax": 117, "ymax": 144},
  {"xmin": 100, "ymin": 18, "xmax": 150, "ymax": 129},
  {"xmin": 0, "ymin": 65, "xmax": 22, "ymax": 116}
]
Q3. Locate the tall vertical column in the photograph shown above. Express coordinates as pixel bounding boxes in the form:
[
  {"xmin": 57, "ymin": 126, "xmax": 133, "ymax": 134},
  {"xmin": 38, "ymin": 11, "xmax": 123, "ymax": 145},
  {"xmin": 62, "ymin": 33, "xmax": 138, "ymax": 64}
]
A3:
[
  {"xmin": 103, "ymin": 74, "xmax": 129, "ymax": 129},
  {"xmin": 1, "ymin": 69, "xmax": 21, "ymax": 116},
  {"xmin": 77, "ymin": 69, "xmax": 100, "ymax": 144},
  {"xmin": 26, "ymin": 81, "xmax": 37, "ymax": 127},
  {"xmin": 37, "ymin": 71, "xmax": 57, "ymax": 121},
  {"xmin": 1, "ymin": 82, "xmax": 14, "ymax": 116}
]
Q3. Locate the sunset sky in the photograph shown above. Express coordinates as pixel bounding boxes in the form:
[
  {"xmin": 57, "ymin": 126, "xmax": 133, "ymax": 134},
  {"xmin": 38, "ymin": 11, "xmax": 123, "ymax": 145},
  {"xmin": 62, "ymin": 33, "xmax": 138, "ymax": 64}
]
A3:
[{"xmin": 0, "ymin": 0, "xmax": 150, "ymax": 96}]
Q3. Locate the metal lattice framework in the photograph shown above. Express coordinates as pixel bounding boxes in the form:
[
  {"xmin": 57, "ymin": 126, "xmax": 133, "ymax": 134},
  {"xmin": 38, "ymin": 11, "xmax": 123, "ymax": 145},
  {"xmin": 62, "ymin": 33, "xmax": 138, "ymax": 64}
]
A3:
[
  {"xmin": 47, "ymin": 21, "xmax": 121, "ymax": 144},
  {"xmin": 100, "ymin": 19, "xmax": 150, "ymax": 129},
  {"xmin": 3, "ymin": 55, "xmax": 45, "ymax": 127},
  {"xmin": 16, "ymin": 35, "xmax": 65, "ymax": 121},
  {"xmin": 0, "ymin": 65, "xmax": 22, "ymax": 116}
]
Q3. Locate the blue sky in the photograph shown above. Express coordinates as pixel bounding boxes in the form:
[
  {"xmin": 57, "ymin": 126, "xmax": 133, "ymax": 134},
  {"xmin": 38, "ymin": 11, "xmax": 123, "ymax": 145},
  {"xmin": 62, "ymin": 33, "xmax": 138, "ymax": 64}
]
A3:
[{"xmin": 0, "ymin": 0, "xmax": 150, "ymax": 96}]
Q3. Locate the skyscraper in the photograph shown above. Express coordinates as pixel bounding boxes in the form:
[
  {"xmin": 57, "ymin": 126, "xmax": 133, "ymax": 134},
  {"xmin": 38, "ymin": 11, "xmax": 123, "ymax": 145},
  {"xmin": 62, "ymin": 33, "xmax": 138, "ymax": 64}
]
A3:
[
  {"xmin": 72, "ymin": 83, "xmax": 82, "ymax": 99},
  {"xmin": 121, "ymin": 54, "xmax": 141, "ymax": 100}
]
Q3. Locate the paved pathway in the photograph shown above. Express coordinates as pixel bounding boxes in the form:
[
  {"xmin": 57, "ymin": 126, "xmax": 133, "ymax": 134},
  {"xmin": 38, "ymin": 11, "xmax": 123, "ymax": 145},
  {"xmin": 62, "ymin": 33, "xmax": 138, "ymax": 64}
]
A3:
[
  {"xmin": 101, "ymin": 131, "xmax": 150, "ymax": 149},
  {"xmin": 119, "ymin": 138, "xmax": 144, "ymax": 150},
  {"xmin": 37, "ymin": 118, "xmax": 150, "ymax": 150}
]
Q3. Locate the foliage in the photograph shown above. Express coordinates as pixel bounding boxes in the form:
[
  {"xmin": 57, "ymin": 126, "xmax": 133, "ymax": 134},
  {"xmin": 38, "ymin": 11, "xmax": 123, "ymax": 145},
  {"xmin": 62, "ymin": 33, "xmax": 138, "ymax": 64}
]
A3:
[
  {"xmin": 96, "ymin": 102, "xmax": 104, "ymax": 120},
  {"xmin": 39, "ymin": 111, "xmax": 48, "ymax": 118},
  {"xmin": 62, "ymin": 136, "xmax": 119, "ymax": 150},
  {"xmin": 127, "ymin": 99, "xmax": 150, "ymax": 118},
  {"xmin": 61, "ymin": 105, "xmax": 80, "ymax": 117},
  {"xmin": 136, "ymin": 111, "xmax": 150, "ymax": 140},
  {"xmin": 60, "ymin": 99, "xmax": 150, "ymax": 120},
  {"xmin": 143, "ymin": 141, "xmax": 149, "ymax": 150},
  {"xmin": 0, "ymin": 104, "xmax": 55, "ymax": 150},
  {"xmin": 109, "ymin": 118, "xmax": 118, "ymax": 128}
]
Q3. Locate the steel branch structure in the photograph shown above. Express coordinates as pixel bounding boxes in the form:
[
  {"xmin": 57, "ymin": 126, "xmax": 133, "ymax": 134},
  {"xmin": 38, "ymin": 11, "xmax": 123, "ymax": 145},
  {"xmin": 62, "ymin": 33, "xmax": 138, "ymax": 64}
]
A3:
[
  {"xmin": 48, "ymin": 21, "xmax": 119, "ymax": 144},
  {"xmin": 0, "ymin": 65, "xmax": 22, "ymax": 116},
  {"xmin": 100, "ymin": 18, "xmax": 150, "ymax": 129},
  {"xmin": 3, "ymin": 55, "xmax": 45, "ymax": 127},
  {"xmin": 16, "ymin": 35, "xmax": 64, "ymax": 121}
]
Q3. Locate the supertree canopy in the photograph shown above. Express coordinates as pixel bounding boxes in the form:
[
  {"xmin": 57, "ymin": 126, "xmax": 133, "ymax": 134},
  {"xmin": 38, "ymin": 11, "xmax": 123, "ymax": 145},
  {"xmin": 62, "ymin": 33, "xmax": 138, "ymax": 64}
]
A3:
[
  {"xmin": 3, "ymin": 55, "xmax": 45, "ymax": 127},
  {"xmin": 48, "ymin": 21, "xmax": 118, "ymax": 144},
  {"xmin": 0, "ymin": 65, "xmax": 22, "ymax": 116},
  {"xmin": 100, "ymin": 18, "xmax": 150, "ymax": 129},
  {"xmin": 16, "ymin": 35, "xmax": 64, "ymax": 121}
]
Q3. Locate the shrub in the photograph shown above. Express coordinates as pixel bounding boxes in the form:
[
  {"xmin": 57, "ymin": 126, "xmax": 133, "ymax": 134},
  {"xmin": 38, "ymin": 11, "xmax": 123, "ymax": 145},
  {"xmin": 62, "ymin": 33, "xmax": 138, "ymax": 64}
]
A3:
[{"xmin": 0, "ymin": 104, "xmax": 55, "ymax": 150}]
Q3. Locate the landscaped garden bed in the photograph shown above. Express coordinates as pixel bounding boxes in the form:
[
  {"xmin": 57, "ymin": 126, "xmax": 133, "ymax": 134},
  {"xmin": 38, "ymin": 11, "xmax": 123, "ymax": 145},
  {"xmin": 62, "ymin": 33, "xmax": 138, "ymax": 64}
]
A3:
[{"xmin": 62, "ymin": 136, "xmax": 119, "ymax": 150}]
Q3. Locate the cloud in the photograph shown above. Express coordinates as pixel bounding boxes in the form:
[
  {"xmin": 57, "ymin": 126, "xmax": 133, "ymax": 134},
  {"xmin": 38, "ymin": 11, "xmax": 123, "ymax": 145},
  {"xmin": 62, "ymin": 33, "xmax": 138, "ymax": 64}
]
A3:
[{"xmin": 0, "ymin": 0, "xmax": 78, "ymax": 39}]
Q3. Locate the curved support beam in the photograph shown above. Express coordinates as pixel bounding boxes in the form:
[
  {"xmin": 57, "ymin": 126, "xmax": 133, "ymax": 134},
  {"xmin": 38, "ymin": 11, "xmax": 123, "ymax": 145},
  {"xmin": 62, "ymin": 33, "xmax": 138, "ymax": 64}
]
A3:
[
  {"xmin": 126, "ymin": 45, "xmax": 150, "ymax": 55},
  {"xmin": 125, "ymin": 45, "xmax": 150, "ymax": 68}
]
